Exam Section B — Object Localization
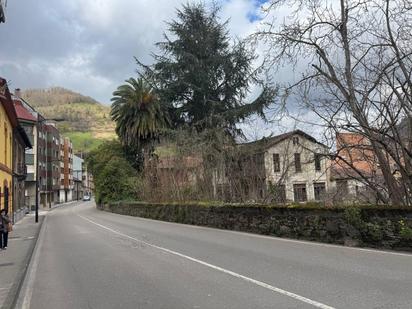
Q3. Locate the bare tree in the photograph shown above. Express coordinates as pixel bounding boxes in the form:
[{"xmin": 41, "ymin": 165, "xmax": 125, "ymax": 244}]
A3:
[{"xmin": 254, "ymin": 0, "xmax": 412, "ymax": 205}]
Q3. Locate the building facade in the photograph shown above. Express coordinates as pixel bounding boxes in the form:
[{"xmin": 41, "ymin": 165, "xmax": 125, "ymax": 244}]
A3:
[
  {"xmin": 12, "ymin": 123, "xmax": 31, "ymax": 222},
  {"xmin": 73, "ymin": 154, "xmax": 84, "ymax": 200},
  {"xmin": 59, "ymin": 137, "xmax": 74, "ymax": 203},
  {"xmin": 263, "ymin": 131, "xmax": 330, "ymax": 203},
  {"xmin": 82, "ymin": 158, "xmax": 94, "ymax": 197},
  {"xmin": 13, "ymin": 90, "xmax": 42, "ymax": 211},
  {"xmin": 39, "ymin": 122, "xmax": 60, "ymax": 208},
  {"xmin": 216, "ymin": 130, "xmax": 330, "ymax": 203},
  {"xmin": 82, "ymin": 168, "xmax": 94, "ymax": 197},
  {"xmin": 329, "ymin": 132, "xmax": 393, "ymax": 204},
  {"xmin": 0, "ymin": 78, "xmax": 16, "ymax": 215},
  {"xmin": 13, "ymin": 91, "xmax": 38, "ymax": 213}
]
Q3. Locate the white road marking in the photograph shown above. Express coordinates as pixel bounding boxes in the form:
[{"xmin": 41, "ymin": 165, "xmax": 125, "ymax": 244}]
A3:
[
  {"xmin": 78, "ymin": 214, "xmax": 336, "ymax": 309},
  {"xmin": 105, "ymin": 211, "xmax": 412, "ymax": 257}
]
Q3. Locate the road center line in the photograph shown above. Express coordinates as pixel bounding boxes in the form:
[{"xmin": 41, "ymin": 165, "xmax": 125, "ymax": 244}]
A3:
[{"xmin": 78, "ymin": 214, "xmax": 336, "ymax": 309}]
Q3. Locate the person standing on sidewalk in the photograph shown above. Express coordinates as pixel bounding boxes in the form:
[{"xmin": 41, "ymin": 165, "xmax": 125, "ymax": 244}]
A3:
[{"xmin": 0, "ymin": 209, "xmax": 10, "ymax": 250}]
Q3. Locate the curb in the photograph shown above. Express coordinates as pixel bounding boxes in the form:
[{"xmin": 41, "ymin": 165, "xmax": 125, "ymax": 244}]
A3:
[
  {"xmin": 12, "ymin": 216, "xmax": 48, "ymax": 309},
  {"xmin": 1, "ymin": 216, "xmax": 45, "ymax": 309}
]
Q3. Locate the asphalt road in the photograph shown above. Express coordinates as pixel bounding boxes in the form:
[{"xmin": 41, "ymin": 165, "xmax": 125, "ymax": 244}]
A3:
[{"xmin": 17, "ymin": 202, "xmax": 412, "ymax": 309}]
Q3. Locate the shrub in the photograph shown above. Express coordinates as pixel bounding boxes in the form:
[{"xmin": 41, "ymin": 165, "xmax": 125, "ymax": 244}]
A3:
[
  {"xmin": 364, "ymin": 222, "xmax": 384, "ymax": 241},
  {"xmin": 86, "ymin": 140, "xmax": 146, "ymax": 204},
  {"xmin": 399, "ymin": 220, "xmax": 412, "ymax": 240},
  {"xmin": 95, "ymin": 156, "xmax": 137, "ymax": 204},
  {"xmin": 344, "ymin": 207, "xmax": 364, "ymax": 229}
]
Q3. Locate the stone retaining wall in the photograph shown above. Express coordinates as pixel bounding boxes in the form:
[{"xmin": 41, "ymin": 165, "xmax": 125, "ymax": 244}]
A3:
[{"xmin": 102, "ymin": 202, "xmax": 412, "ymax": 250}]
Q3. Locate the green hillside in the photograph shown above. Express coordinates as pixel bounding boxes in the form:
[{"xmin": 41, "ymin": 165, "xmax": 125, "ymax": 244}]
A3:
[{"xmin": 21, "ymin": 88, "xmax": 116, "ymax": 153}]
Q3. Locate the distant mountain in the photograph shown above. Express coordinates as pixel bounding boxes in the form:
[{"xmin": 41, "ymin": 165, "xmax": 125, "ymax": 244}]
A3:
[
  {"xmin": 22, "ymin": 87, "xmax": 99, "ymax": 106},
  {"xmin": 21, "ymin": 87, "xmax": 116, "ymax": 153}
]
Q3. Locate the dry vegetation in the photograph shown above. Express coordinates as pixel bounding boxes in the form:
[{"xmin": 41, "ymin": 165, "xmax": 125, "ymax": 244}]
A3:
[{"xmin": 22, "ymin": 87, "xmax": 116, "ymax": 152}]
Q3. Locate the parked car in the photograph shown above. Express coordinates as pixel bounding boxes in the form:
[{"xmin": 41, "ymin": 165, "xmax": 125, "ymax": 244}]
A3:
[{"xmin": 83, "ymin": 195, "xmax": 91, "ymax": 201}]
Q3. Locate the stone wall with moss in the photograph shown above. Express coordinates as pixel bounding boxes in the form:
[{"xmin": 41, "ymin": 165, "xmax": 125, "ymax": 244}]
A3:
[{"xmin": 102, "ymin": 202, "xmax": 412, "ymax": 250}]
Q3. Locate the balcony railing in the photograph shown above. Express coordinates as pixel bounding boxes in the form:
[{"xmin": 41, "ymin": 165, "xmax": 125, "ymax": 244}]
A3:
[{"xmin": 14, "ymin": 163, "xmax": 27, "ymax": 179}]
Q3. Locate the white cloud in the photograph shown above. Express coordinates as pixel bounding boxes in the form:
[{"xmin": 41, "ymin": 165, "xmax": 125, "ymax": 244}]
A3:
[
  {"xmin": 0, "ymin": 0, "xmax": 263, "ymax": 103},
  {"xmin": 0, "ymin": 0, "xmax": 323, "ymax": 139}
]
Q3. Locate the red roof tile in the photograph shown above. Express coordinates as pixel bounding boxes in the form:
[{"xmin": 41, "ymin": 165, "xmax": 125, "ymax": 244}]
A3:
[{"xmin": 13, "ymin": 99, "xmax": 37, "ymax": 122}]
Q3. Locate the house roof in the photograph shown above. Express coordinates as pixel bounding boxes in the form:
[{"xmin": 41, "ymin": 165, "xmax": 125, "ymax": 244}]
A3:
[
  {"xmin": 0, "ymin": 77, "xmax": 18, "ymax": 128},
  {"xmin": 0, "ymin": 79, "xmax": 32, "ymax": 148},
  {"xmin": 240, "ymin": 130, "xmax": 327, "ymax": 152},
  {"xmin": 13, "ymin": 99, "xmax": 37, "ymax": 122}
]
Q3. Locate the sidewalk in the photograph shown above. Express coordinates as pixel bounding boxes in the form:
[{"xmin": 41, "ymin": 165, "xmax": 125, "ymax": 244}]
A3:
[
  {"xmin": 37, "ymin": 199, "xmax": 79, "ymax": 216},
  {"xmin": 0, "ymin": 215, "xmax": 44, "ymax": 309}
]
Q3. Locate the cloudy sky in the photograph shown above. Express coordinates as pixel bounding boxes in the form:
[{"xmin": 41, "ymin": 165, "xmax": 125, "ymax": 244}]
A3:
[
  {"xmin": 0, "ymin": 0, "xmax": 268, "ymax": 103},
  {"xmin": 0, "ymin": 0, "xmax": 323, "ymax": 140}
]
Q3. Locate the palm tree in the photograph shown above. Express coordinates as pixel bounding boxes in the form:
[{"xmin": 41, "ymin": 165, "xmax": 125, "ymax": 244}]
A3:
[{"xmin": 110, "ymin": 78, "xmax": 170, "ymax": 150}]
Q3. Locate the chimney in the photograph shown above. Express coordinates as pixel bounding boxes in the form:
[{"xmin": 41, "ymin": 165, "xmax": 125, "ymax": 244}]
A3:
[{"xmin": 15, "ymin": 88, "xmax": 21, "ymax": 98}]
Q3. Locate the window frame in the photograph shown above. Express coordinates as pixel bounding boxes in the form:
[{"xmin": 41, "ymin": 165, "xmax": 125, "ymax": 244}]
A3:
[
  {"xmin": 314, "ymin": 153, "xmax": 322, "ymax": 171},
  {"xmin": 294, "ymin": 153, "xmax": 302, "ymax": 173},
  {"xmin": 273, "ymin": 153, "xmax": 280, "ymax": 172},
  {"xmin": 314, "ymin": 182, "xmax": 326, "ymax": 201},
  {"xmin": 293, "ymin": 183, "xmax": 307, "ymax": 202}
]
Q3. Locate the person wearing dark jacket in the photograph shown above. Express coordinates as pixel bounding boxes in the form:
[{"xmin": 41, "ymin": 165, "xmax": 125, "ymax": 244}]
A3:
[{"xmin": 0, "ymin": 209, "xmax": 10, "ymax": 250}]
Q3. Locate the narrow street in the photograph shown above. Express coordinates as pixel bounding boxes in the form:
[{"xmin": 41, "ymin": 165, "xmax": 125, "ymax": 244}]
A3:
[{"xmin": 17, "ymin": 202, "xmax": 412, "ymax": 309}]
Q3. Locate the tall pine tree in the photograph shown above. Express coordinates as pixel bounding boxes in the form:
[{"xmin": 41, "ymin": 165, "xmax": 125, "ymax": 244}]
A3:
[{"xmin": 137, "ymin": 3, "xmax": 275, "ymax": 138}]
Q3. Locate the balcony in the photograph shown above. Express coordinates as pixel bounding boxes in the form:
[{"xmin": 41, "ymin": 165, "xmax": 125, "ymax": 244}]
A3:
[{"xmin": 14, "ymin": 163, "xmax": 28, "ymax": 180}]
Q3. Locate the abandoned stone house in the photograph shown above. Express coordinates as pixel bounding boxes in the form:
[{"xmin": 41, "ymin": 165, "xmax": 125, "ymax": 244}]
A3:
[
  {"xmin": 216, "ymin": 130, "xmax": 330, "ymax": 203},
  {"xmin": 146, "ymin": 128, "xmax": 407, "ymax": 204}
]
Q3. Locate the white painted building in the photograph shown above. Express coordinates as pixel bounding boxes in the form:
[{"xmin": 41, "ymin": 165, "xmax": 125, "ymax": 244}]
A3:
[
  {"xmin": 73, "ymin": 155, "xmax": 84, "ymax": 200},
  {"xmin": 261, "ymin": 130, "xmax": 330, "ymax": 203},
  {"xmin": 216, "ymin": 130, "xmax": 331, "ymax": 203}
]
